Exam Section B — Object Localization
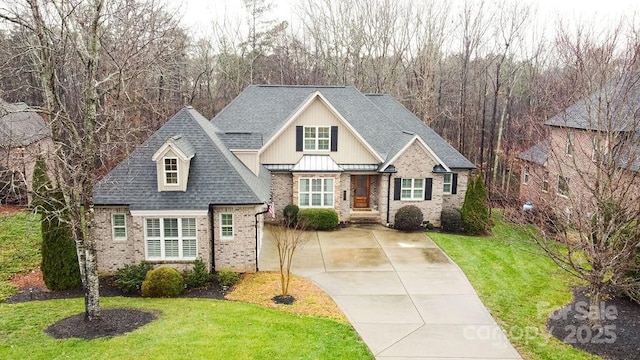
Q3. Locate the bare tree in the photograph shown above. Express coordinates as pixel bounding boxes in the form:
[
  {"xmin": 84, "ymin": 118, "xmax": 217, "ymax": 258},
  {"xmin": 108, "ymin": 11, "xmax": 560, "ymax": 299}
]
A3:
[
  {"xmin": 268, "ymin": 217, "xmax": 310, "ymax": 300},
  {"xmin": 0, "ymin": 0, "xmax": 182, "ymax": 320},
  {"xmin": 522, "ymin": 23, "xmax": 640, "ymax": 315}
]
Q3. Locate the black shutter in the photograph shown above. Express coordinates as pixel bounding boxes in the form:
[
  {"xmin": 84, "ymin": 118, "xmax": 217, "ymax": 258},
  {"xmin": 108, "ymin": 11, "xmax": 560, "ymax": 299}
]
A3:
[
  {"xmin": 330, "ymin": 126, "xmax": 338, "ymax": 151},
  {"xmin": 424, "ymin": 178, "xmax": 433, "ymax": 200},
  {"xmin": 393, "ymin": 178, "xmax": 402, "ymax": 200},
  {"xmin": 296, "ymin": 126, "xmax": 303, "ymax": 152},
  {"xmin": 452, "ymin": 173, "xmax": 458, "ymax": 194}
]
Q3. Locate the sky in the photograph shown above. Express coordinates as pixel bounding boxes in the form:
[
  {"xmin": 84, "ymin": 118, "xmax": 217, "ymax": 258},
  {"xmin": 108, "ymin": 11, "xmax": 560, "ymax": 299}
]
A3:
[{"xmin": 177, "ymin": 0, "xmax": 640, "ymax": 38}]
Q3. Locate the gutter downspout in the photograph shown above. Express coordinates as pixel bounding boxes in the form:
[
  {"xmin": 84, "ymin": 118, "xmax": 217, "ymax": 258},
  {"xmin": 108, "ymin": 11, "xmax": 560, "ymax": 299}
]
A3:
[
  {"xmin": 209, "ymin": 205, "xmax": 215, "ymax": 272},
  {"xmin": 386, "ymin": 172, "xmax": 392, "ymax": 224},
  {"xmin": 254, "ymin": 203, "xmax": 270, "ymax": 272}
]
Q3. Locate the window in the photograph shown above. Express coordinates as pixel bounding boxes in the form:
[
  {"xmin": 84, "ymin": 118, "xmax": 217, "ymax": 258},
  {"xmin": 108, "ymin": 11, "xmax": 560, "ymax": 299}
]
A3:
[
  {"xmin": 112, "ymin": 213, "xmax": 126, "ymax": 240},
  {"xmin": 443, "ymin": 173, "xmax": 452, "ymax": 194},
  {"xmin": 542, "ymin": 171, "xmax": 549, "ymax": 192},
  {"xmin": 164, "ymin": 158, "xmax": 178, "ymax": 185},
  {"xmin": 144, "ymin": 217, "xmax": 197, "ymax": 260},
  {"xmin": 557, "ymin": 176, "xmax": 570, "ymax": 197},
  {"xmin": 304, "ymin": 126, "xmax": 330, "ymax": 151},
  {"xmin": 523, "ymin": 166, "xmax": 530, "ymax": 185},
  {"xmin": 220, "ymin": 213, "xmax": 233, "ymax": 239},
  {"xmin": 401, "ymin": 178, "xmax": 424, "ymax": 200},
  {"xmin": 566, "ymin": 133, "xmax": 574, "ymax": 156},
  {"xmin": 299, "ymin": 178, "xmax": 334, "ymax": 207}
]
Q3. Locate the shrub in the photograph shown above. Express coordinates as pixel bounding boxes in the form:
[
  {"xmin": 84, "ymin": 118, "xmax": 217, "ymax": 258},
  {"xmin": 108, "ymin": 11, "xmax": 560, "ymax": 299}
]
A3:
[
  {"xmin": 216, "ymin": 269, "xmax": 241, "ymax": 288},
  {"xmin": 114, "ymin": 261, "xmax": 153, "ymax": 295},
  {"xmin": 283, "ymin": 204, "xmax": 299, "ymax": 225},
  {"xmin": 461, "ymin": 174, "xmax": 491, "ymax": 235},
  {"xmin": 33, "ymin": 156, "xmax": 81, "ymax": 291},
  {"xmin": 184, "ymin": 259, "xmax": 211, "ymax": 289},
  {"xmin": 441, "ymin": 208, "xmax": 464, "ymax": 233},
  {"xmin": 394, "ymin": 205, "xmax": 424, "ymax": 231},
  {"xmin": 297, "ymin": 208, "xmax": 339, "ymax": 230},
  {"xmin": 141, "ymin": 266, "xmax": 184, "ymax": 297}
]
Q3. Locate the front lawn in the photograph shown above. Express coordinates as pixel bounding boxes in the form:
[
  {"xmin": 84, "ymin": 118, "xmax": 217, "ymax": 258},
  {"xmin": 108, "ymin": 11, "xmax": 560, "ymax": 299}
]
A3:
[
  {"xmin": 429, "ymin": 211, "xmax": 599, "ymax": 360},
  {"xmin": 0, "ymin": 211, "xmax": 41, "ymax": 301},
  {"xmin": 0, "ymin": 297, "xmax": 372, "ymax": 360}
]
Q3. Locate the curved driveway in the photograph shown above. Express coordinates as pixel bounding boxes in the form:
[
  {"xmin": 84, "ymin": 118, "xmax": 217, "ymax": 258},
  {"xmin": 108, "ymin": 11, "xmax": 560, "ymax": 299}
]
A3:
[{"xmin": 259, "ymin": 224, "xmax": 522, "ymax": 360}]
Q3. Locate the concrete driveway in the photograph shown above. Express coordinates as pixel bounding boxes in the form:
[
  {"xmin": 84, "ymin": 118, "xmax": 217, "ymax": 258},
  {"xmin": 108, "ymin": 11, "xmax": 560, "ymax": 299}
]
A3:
[{"xmin": 259, "ymin": 224, "xmax": 522, "ymax": 360}]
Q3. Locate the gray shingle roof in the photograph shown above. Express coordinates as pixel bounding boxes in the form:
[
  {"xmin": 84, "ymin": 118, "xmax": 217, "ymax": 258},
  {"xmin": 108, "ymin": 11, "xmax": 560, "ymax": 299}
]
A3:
[
  {"xmin": 545, "ymin": 75, "xmax": 640, "ymax": 131},
  {"xmin": 0, "ymin": 100, "xmax": 50, "ymax": 147},
  {"xmin": 94, "ymin": 107, "xmax": 270, "ymax": 210},
  {"xmin": 212, "ymin": 85, "xmax": 474, "ymax": 170},
  {"xmin": 170, "ymin": 135, "xmax": 195, "ymax": 159},
  {"xmin": 365, "ymin": 94, "xmax": 475, "ymax": 169},
  {"xmin": 518, "ymin": 140, "xmax": 548, "ymax": 165},
  {"xmin": 217, "ymin": 132, "xmax": 263, "ymax": 149}
]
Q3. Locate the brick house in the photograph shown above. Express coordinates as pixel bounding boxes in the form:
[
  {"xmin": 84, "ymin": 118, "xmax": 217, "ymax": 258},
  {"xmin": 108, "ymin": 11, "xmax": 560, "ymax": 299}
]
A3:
[
  {"xmin": 0, "ymin": 99, "xmax": 53, "ymax": 204},
  {"xmin": 94, "ymin": 85, "xmax": 474, "ymax": 273},
  {"xmin": 518, "ymin": 79, "xmax": 639, "ymax": 215}
]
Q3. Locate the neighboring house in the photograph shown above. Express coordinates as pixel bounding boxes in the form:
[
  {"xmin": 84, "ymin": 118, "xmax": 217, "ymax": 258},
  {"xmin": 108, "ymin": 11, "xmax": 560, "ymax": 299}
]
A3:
[
  {"xmin": 94, "ymin": 85, "xmax": 474, "ymax": 273},
  {"xmin": 518, "ymin": 79, "xmax": 639, "ymax": 214},
  {"xmin": 0, "ymin": 99, "xmax": 52, "ymax": 204}
]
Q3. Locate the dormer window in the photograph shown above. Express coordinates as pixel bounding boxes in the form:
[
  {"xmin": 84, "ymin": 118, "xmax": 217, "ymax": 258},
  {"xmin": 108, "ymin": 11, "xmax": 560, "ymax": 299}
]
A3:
[
  {"xmin": 152, "ymin": 135, "xmax": 194, "ymax": 192},
  {"xmin": 164, "ymin": 158, "xmax": 179, "ymax": 185}
]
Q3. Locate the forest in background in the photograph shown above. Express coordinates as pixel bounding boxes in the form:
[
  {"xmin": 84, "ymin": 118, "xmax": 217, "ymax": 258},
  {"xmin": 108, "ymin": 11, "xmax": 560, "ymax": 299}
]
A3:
[{"xmin": 1, "ymin": 0, "xmax": 638, "ymax": 202}]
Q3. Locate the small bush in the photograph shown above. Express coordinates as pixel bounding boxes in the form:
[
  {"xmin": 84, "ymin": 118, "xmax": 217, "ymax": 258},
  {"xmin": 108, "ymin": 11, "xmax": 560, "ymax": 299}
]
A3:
[
  {"xmin": 441, "ymin": 208, "xmax": 464, "ymax": 233},
  {"xmin": 114, "ymin": 261, "xmax": 153, "ymax": 295},
  {"xmin": 184, "ymin": 259, "xmax": 211, "ymax": 289},
  {"xmin": 297, "ymin": 208, "xmax": 339, "ymax": 230},
  {"xmin": 216, "ymin": 269, "xmax": 241, "ymax": 288},
  {"xmin": 394, "ymin": 205, "xmax": 424, "ymax": 231},
  {"xmin": 141, "ymin": 266, "xmax": 184, "ymax": 297},
  {"xmin": 283, "ymin": 204, "xmax": 299, "ymax": 224},
  {"xmin": 424, "ymin": 221, "xmax": 434, "ymax": 230}
]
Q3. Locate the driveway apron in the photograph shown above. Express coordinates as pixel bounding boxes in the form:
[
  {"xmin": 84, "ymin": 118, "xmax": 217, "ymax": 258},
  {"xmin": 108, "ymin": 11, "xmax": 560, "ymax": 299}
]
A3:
[{"xmin": 259, "ymin": 225, "xmax": 522, "ymax": 360}]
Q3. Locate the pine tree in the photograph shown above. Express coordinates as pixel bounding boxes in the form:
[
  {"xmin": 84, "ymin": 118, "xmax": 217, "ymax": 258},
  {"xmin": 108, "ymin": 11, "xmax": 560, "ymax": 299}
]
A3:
[
  {"xmin": 461, "ymin": 173, "xmax": 491, "ymax": 235},
  {"xmin": 32, "ymin": 157, "xmax": 81, "ymax": 290}
]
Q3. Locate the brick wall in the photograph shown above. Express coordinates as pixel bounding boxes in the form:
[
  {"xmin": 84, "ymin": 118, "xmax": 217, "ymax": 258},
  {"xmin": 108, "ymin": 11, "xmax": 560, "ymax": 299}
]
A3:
[
  {"xmin": 212, "ymin": 205, "xmax": 262, "ymax": 273},
  {"xmin": 291, "ymin": 172, "xmax": 343, "ymax": 220},
  {"xmin": 441, "ymin": 170, "xmax": 470, "ymax": 210},
  {"xmin": 270, "ymin": 172, "xmax": 292, "ymax": 219},
  {"xmin": 94, "ymin": 206, "xmax": 211, "ymax": 274}
]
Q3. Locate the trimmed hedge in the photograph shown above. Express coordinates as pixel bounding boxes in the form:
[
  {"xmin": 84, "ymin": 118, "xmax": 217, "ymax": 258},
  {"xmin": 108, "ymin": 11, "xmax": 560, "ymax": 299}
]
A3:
[
  {"xmin": 216, "ymin": 269, "xmax": 241, "ymax": 288},
  {"xmin": 440, "ymin": 208, "xmax": 464, "ymax": 233},
  {"xmin": 394, "ymin": 205, "xmax": 424, "ymax": 231},
  {"xmin": 141, "ymin": 266, "xmax": 184, "ymax": 297},
  {"xmin": 283, "ymin": 204, "xmax": 299, "ymax": 224},
  {"xmin": 297, "ymin": 208, "xmax": 339, "ymax": 230}
]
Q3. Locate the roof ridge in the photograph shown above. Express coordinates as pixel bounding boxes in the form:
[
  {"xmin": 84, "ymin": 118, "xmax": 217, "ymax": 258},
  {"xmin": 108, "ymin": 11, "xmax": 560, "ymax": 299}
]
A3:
[{"xmin": 190, "ymin": 108, "xmax": 265, "ymax": 203}]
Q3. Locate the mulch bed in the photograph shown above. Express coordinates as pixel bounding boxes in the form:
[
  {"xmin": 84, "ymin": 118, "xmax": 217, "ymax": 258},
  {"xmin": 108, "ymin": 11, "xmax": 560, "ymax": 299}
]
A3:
[
  {"xmin": 547, "ymin": 288, "xmax": 640, "ymax": 360},
  {"xmin": 6, "ymin": 270, "xmax": 225, "ymax": 340}
]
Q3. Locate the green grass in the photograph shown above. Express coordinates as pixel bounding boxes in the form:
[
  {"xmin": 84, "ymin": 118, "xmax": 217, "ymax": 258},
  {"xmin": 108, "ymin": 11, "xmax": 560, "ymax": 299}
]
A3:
[
  {"xmin": 429, "ymin": 211, "xmax": 599, "ymax": 360},
  {"xmin": 0, "ymin": 297, "xmax": 373, "ymax": 360},
  {"xmin": 0, "ymin": 212, "xmax": 41, "ymax": 301}
]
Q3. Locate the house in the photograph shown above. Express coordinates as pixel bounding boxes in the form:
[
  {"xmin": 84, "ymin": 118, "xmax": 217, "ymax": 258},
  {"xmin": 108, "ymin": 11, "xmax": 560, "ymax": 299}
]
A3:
[
  {"xmin": 518, "ymin": 77, "xmax": 640, "ymax": 215},
  {"xmin": 0, "ymin": 99, "xmax": 52, "ymax": 204},
  {"xmin": 94, "ymin": 85, "xmax": 474, "ymax": 273}
]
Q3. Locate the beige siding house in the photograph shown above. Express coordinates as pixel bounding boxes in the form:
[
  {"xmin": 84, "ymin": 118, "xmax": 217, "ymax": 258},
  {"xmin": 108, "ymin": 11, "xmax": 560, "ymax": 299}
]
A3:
[{"xmin": 94, "ymin": 85, "xmax": 474, "ymax": 273}]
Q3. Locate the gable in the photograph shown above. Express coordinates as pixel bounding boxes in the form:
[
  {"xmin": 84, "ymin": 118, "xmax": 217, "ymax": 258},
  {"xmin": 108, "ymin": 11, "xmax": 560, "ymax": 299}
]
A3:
[{"xmin": 260, "ymin": 96, "xmax": 380, "ymax": 164}]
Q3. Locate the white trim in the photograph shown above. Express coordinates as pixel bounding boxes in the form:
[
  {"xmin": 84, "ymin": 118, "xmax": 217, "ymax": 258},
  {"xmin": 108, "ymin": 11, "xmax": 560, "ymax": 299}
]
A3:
[
  {"xmin": 383, "ymin": 135, "xmax": 451, "ymax": 173},
  {"xmin": 144, "ymin": 217, "xmax": 198, "ymax": 260},
  {"xmin": 400, "ymin": 178, "xmax": 424, "ymax": 200},
  {"xmin": 298, "ymin": 177, "xmax": 335, "ymax": 208},
  {"xmin": 258, "ymin": 91, "xmax": 384, "ymax": 162},
  {"xmin": 130, "ymin": 209, "xmax": 208, "ymax": 217},
  {"xmin": 303, "ymin": 125, "xmax": 331, "ymax": 151},
  {"xmin": 111, "ymin": 213, "xmax": 127, "ymax": 241},
  {"xmin": 163, "ymin": 157, "xmax": 179, "ymax": 186},
  {"xmin": 442, "ymin": 173, "xmax": 453, "ymax": 194},
  {"xmin": 151, "ymin": 140, "xmax": 194, "ymax": 162},
  {"xmin": 220, "ymin": 213, "xmax": 234, "ymax": 240}
]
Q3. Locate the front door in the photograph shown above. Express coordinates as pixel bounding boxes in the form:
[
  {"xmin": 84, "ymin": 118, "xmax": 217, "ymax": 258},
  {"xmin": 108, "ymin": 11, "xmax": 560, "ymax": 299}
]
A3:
[{"xmin": 353, "ymin": 175, "xmax": 370, "ymax": 208}]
